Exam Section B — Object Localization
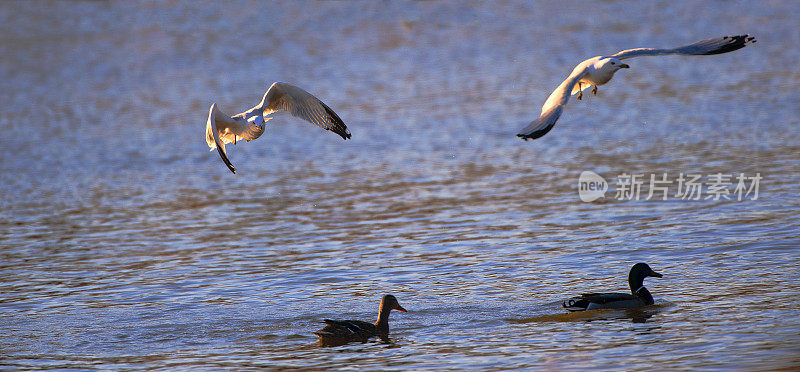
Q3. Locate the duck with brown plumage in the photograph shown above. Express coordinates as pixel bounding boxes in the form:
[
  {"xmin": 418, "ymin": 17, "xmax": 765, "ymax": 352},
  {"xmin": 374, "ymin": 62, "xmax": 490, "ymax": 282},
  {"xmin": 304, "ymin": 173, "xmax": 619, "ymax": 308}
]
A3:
[{"xmin": 314, "ymin": 295, "xmax": 407, "ymax": 347}]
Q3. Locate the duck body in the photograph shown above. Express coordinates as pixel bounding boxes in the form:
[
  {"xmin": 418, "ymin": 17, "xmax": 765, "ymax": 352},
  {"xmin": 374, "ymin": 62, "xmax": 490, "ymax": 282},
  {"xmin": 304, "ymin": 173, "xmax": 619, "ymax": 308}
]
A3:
[
  {"xmin": 314, "ymin": 319, "xmax": 386, "ymax": 346},
  {"xmin": 563, "ymin": 263, "xmax": 662, "ymax": 312},
  {"xmin": 314, "ymin": 294, "xmax": 407, "ymax": 347}
]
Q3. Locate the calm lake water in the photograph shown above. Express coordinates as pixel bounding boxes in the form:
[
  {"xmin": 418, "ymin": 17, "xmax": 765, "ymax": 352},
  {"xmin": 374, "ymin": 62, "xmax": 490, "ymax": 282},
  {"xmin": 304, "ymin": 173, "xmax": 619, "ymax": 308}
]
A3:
[{"xmin": 1, "ymin": 0, "xmax": 799, "ymax": 370}]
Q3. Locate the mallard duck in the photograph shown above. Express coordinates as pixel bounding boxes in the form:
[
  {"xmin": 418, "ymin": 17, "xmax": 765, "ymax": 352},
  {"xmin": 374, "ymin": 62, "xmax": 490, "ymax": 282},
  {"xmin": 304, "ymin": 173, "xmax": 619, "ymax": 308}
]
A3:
[
  {"xmin": 206, "ymin": 82, "xmax": 351, "ymax": 174},
  {"xmin": 313, "ymin": 294, "xmax": 407, "ymax": 347},
  {"xmin": 563, "ymin": 262, "xmax": 663, "ymax": 312}
]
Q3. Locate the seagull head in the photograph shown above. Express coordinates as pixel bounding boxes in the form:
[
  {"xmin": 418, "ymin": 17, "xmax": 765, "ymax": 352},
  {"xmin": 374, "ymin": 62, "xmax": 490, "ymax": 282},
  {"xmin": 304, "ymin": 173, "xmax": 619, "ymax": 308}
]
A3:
[
  {"xmin": 247, "ymin": 112, "xmax": 265, "ymax": 127},
  {"xmin": 597, "ymin": 57, "xmax": 630, "ymax": 72}
]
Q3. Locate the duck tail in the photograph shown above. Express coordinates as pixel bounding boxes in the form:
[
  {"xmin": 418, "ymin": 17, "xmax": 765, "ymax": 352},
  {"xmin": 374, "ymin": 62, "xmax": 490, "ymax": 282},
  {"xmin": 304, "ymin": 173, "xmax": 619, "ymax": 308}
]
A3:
[{"xmin": 562, "ymin": 298, "xmax": 588, "ymax": 312}]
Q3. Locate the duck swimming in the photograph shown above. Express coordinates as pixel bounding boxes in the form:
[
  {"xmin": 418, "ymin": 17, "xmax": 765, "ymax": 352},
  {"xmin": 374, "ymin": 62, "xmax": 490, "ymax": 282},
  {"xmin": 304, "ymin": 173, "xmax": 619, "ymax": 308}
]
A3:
[
  {"xmin": 563, "ymin": 263, "xmax": 663, "ymax": 312},
  {"xmin": 313, "ymin": 294, "xmax": 407, "ymax": 347}
]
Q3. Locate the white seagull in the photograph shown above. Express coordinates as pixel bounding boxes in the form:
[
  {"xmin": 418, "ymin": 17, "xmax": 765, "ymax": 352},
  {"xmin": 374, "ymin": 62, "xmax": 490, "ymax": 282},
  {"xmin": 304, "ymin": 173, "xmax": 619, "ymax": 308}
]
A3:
[
  {"xmin": 206, "ymin": 82, "xmax": 351, "ymax": 173},
  {"xmin": 517, "ymin": 34, "xmax": 756, "ymax": 140}
]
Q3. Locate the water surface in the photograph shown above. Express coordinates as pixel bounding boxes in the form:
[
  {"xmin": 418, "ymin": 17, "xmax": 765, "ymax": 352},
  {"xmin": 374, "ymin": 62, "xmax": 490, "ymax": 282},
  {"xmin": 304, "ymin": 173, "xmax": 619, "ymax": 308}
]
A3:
[{"xmin": 1, "ymin": 1, "xmax": 799, "ymax": 369}]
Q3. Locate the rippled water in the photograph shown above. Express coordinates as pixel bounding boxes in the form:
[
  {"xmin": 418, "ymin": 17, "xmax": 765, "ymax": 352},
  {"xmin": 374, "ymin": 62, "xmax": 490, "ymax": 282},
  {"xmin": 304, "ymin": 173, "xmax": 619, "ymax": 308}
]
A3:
[{"xmin": 1, "ymin": 0, "xmax": 799, "ymax": 370}]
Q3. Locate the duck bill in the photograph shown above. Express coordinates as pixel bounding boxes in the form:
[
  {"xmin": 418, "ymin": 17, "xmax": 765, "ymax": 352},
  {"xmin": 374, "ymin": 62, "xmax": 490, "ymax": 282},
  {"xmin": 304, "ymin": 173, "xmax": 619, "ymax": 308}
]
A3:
[
  {"xmin": 651, "ymin": 271, "xmax": 663, "ymax": 278},
  {"xmin": 394, "ymin": 305, "xmax": 408, "ymax": 312},
  {"xmin": 620, "ymin": 63, "xmax": 630, "ymax": 68}
]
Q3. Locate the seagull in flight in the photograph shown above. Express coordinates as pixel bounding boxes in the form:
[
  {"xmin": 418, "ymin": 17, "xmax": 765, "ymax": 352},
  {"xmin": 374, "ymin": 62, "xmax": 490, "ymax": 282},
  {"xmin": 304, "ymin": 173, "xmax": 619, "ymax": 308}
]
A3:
[
  {"xmin": 206, "ymin": 82, "xmax": 351, "ymax": 173},
  {"xmin": 517, "ymin": 34, "xmax": 756, "ymax": 141}
]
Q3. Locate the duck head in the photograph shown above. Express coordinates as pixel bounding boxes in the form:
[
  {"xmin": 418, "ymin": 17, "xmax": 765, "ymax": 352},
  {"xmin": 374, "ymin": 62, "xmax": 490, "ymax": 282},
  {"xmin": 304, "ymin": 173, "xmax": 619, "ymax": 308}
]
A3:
[
  {"xmin": 375, "ymin": 294, "xmax": 406, "ymax": 333},
  {"xmin": 628, "ymin": 262, "xmax": 662, "ymax": 293},
  {"xmin": 380, "ymin": 294, "xmax": 407, "ymax": 313}
]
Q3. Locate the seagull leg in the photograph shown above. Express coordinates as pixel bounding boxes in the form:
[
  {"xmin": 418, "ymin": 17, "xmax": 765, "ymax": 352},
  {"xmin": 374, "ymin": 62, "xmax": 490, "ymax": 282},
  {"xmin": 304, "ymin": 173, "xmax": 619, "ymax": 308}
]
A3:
[
  {"xmin": 592, "ymin": 85, "xmax": 597, "ymax": 96},
  {"xmin": 577, "ymin": 82, "xmax": 583, "ymax": 100},
  {"xmin": 234, "ymin": 135, "xmax": 237, "ymax": 145}
]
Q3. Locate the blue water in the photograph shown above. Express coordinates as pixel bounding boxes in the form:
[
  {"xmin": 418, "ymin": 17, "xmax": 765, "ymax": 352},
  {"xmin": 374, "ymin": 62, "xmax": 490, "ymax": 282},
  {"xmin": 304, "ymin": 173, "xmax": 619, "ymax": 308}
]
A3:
[{"xmin": 1, "ymin": 0, "xmax": 799, "ymax": 369}]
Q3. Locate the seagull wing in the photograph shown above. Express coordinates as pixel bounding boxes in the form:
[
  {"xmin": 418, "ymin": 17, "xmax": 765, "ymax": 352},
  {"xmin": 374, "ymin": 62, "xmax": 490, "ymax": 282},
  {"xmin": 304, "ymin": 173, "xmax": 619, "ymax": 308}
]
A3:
[
  {"xmin": 611, "ymin": 34, "xmax": 755, "ymax": 60},
  {"xmin": 516, "ymin": 65, "xmax": 589, "ymax": 140},
  {"xmin": 258, "ymin": 82, "xmax": 351, "ymax": 140},
  {"xmin": 205, "ymin": 103, "xmax": 238, "ymax": 173}
]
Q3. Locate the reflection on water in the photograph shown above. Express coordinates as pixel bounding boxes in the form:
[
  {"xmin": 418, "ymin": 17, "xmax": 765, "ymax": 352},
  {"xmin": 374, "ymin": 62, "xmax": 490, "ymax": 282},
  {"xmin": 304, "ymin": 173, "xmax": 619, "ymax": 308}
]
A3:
[
  {"xmin": 1, "ymin": 0, "xmax": 799, "ymax": 370},
  {"xmin": 511, "ymin": 302, "xmax": 670, "ymax": 324}
]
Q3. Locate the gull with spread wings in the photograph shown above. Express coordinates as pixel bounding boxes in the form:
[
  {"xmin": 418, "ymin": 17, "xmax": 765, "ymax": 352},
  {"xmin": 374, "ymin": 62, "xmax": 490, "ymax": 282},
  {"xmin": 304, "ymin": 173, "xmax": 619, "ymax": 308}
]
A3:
[
  {"xmin": 206, "ymin": 82, "xmax": 351, "ymax": 173},
  {"xmin": 517, "ymin": 34, "xmax": 755, "ymax": 141}
]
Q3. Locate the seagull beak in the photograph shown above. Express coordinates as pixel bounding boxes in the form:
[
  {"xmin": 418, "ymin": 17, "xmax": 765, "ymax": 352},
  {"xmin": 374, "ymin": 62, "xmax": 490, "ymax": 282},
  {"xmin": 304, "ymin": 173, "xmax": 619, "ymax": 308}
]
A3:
[{"xmin": 620, "ymin": 63, "xmax": 630, "ymax": 69}]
